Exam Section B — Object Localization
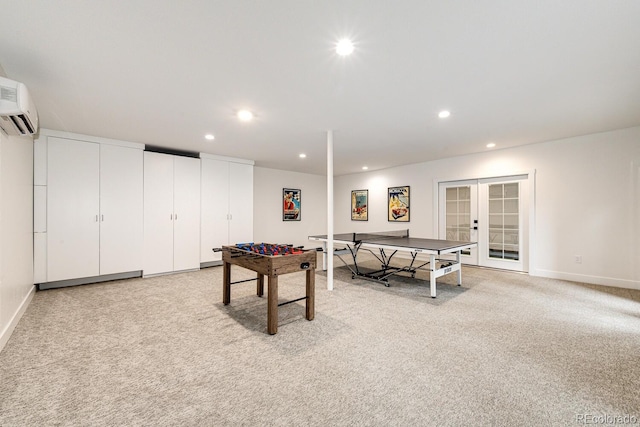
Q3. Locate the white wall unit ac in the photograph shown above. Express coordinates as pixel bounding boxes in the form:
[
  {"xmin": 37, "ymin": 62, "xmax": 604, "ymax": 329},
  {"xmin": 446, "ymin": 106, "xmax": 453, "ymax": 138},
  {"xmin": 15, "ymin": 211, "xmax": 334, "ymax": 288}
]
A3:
[
  {"xmin": 0, "ymin": 76, "xmax": 38, "ymax": 136},
  {"xmin": 200, "ymin": 155, "xmax": 254, "ymax": 265},
  {"xmin": 143, "ymin": 151, "xmax": 201, "ymax": 276},
  {"xmin": 44, "ymin": 136, "xmax": 143, "ymax": 285}
]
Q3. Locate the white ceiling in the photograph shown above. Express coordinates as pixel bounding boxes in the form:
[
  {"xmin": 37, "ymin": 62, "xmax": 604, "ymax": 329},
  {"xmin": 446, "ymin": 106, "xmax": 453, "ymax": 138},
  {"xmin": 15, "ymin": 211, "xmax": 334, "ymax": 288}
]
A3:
[{"xmin": 1, "ymin": 1, "xmax": 639, "ymax": 176}]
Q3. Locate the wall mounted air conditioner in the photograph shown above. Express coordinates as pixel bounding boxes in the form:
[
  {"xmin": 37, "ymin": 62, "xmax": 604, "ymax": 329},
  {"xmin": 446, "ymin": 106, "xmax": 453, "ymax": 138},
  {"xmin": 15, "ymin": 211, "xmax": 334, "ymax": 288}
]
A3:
[{"xmin": 0, "ymin": 76, "xmax": 39, "ymax": 136}]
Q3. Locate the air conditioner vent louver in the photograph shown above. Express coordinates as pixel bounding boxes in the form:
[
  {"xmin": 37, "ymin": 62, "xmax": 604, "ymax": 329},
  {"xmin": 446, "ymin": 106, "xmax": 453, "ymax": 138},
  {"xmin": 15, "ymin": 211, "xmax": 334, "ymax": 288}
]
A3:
[
  {"xmin": 1, "ymin": 86, "xmax": 18, "ymax": 102},
  {"xmin": 0, "ymin": 76, "xmax": 39, "ymax": 137}
]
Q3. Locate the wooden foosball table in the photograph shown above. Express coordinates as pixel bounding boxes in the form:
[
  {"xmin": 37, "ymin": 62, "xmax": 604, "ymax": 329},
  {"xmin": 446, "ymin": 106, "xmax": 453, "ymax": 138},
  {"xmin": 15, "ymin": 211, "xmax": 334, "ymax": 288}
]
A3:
[{"xmin": 221, "ymin": 243, "xmax": 317, "ymax": 334}]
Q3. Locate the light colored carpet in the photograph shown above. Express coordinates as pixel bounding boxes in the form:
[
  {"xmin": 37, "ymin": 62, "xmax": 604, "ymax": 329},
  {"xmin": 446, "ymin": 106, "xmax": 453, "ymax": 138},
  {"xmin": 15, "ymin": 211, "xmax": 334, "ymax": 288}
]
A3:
[{"xmin": 1, "ymin": 254, "xmax": 639, "ymax": 426}]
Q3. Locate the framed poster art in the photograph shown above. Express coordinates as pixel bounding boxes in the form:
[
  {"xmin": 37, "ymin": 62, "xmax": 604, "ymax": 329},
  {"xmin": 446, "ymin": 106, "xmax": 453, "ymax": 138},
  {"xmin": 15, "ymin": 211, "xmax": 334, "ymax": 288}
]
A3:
[
  {"xmin": 283, "ymin": 188, "xmax": 301, "ymax": 221},
  {"xmin": 351, "ymin": 189, "xmax": 368, "ymax": 221},
  {"xmin": 388, "ymin": 186, "xmax": 410, "ymax": 222}
]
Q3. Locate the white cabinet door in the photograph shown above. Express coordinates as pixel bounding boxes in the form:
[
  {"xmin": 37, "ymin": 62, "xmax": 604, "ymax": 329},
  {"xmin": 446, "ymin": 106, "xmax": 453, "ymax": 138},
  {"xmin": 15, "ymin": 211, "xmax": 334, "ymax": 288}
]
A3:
[
  {"xmin": 229, "ymin": 162, "xmax": 253, "ymax": 244},
  {"xmin": 143, "ymin": 152, "xmax": 175, "ymax": 276},
  {"xmin": 100, "ymin": 145, "xmax": 143, "ymax": 275},
  {"xmin": 200, "ymin": 158, "xmax": 230, "ymax": 263},
  {"xmin": 47, "ymin": 137, "xmax": 100, "ymax": 282},
  {"xmin": 173, "ymin": 156, "xmax": 201, "ymax": 271}
]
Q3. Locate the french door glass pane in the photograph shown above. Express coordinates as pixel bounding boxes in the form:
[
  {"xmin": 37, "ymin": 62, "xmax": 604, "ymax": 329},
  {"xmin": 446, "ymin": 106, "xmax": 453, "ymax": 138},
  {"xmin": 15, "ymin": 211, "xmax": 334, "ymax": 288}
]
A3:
[
  {"xmin": 504, "ymin": 183, "xmax": 519, "ymax": 198},
  {"xmin": 459, "ymin": 186, "xmax": 470, "ymax": 200},
  {"xmin": 504, "ymin": 199, "xmax": 519, "ymax": 213},
  {"xmin": 489, "ymin": 214, "xmax": 503, "ymax": 228},
  {"xmin": 489, "ymin": 199, "xmax": 503, "ymax": 213}
]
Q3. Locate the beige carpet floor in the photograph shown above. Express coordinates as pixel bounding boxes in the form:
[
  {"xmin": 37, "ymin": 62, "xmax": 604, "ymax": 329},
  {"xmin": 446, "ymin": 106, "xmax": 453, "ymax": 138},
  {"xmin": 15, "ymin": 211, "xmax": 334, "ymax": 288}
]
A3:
[{"xmin": 1, "ymin": 255, "xmax": 639, "ymax": 426}]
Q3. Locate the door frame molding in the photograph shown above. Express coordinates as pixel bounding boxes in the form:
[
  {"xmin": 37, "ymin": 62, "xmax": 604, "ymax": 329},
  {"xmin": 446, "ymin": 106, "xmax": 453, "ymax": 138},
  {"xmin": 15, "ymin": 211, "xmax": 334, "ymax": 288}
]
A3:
[{"xmin": 433, "ymin": 169, "xmax": 537, "ymax": 275}]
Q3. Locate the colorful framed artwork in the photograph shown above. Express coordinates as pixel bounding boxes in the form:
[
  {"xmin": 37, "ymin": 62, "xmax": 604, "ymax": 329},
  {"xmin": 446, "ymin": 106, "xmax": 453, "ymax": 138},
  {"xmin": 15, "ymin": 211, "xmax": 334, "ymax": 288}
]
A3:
[
  {"xmin": 351, "ymin": 189, "xmax": 368, "ymax": 221},
  {"xmin": 283, "ymin": 188, "xmax": 301, "ymax": 221},
  {"xmin": 388, "ymin": 186, "xmax": 410, "ymax": 222}
]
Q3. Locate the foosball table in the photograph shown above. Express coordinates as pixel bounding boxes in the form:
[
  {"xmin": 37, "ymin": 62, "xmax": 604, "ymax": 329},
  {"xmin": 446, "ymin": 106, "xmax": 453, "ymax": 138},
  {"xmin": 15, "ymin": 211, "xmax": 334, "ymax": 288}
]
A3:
[{"xmin": 221, "ymin": 243, "xmax": 317, "ymax": 334}]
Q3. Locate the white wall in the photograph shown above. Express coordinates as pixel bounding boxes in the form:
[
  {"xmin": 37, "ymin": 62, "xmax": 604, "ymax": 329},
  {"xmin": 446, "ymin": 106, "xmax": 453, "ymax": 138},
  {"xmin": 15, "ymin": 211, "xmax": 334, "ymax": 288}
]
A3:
[
  {"xmin": 334, "ymin": 126, "xmax": 640, "ymax": 290},
  {"xmin": 253, "ymin": 167, "xmax": 327, "ymax": 248},
  {"xmin": 0, "ymin": 130, "xmax": 35, "ymax": 352}
]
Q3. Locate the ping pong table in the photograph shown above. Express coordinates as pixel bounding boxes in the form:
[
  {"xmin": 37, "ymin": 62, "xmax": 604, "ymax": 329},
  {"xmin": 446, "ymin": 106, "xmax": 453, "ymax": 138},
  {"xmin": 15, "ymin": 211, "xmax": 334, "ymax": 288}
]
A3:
[{"xmin": 308, "ymin": 230, "xmax": 477, "ymax": 298}]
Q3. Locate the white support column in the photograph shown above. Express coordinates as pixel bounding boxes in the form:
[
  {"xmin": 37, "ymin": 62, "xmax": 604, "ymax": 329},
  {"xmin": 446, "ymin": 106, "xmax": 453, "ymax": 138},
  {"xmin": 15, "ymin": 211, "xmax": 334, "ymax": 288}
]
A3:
[{"xmin": 327, "ymin": 130, "xmax": 334, "ymax": 291}]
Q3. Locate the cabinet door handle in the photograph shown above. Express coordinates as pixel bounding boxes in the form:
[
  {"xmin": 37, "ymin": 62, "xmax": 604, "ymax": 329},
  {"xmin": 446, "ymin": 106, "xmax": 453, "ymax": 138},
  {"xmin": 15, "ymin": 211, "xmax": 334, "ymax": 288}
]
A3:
[
  {"xmin": 175, "ymin": 213, "xmax": 178, "ymax": 220},
  {"xmin": 170, "ymin": 214, "xmax": 173, "ymax": 220},
  {"xmin": 95, "ymin": 215, "xmax": 98, "ymax": 222},
  {"xmin": 101, "ymin": 215, "xmax": 104, "ymax": 222}
]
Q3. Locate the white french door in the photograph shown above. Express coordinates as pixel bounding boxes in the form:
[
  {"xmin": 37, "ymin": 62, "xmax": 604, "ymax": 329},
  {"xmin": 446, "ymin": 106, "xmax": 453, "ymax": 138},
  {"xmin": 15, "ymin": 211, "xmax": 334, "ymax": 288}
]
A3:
[
  {"xmin": 439, "ymin": 175, "xmax": 529, "ymax": 272},
  {"xmin": 439, "ymin": 180, "xmax": 479, "ymax": 264},
  {"xmin": 478, "ymin": 176, "xmax": 528, "ymax": 271}
]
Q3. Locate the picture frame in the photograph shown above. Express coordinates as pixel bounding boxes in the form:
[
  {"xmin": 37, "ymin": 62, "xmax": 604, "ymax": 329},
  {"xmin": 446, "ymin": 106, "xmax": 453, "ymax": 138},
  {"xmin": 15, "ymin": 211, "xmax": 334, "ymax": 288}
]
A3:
[
  {"xmin": 283, "ymin": 188, "xmax": 301, "ymax": 221},
  {"xmin": 388, "ymin": 186, "xmax": 410, "ymax": 222},
  {"xmin": 351, "ymin": 189, "xmax": 368, "ymax": 221}
]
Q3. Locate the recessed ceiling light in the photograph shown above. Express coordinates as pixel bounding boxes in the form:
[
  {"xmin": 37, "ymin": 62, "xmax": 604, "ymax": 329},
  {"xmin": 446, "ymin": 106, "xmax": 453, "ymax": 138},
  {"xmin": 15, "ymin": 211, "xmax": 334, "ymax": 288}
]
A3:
[
  {"xmin": 336, "ymin": 39, "xmax": 354, "ymax": 56},
  {"xmin": 486, "ymin": 142, "xmax": 496, "ymax": 148},
  {"xmin": 237, "ymin": 110, "xmax": 253, "ymax": 121},
  {"xmin": 205, "ymin": 134, "xmax": 215, "ymax": 140},
  {"xmin": 299, "ymin": 153, "xmax": 306, "ymax": 158},
  {"xmin": 362, "ymin": 166, "xmax": 368, "ymax": 170},
  {"xmin": 438, "ymin": 110, "xmax": 451, "ymax": 119}
]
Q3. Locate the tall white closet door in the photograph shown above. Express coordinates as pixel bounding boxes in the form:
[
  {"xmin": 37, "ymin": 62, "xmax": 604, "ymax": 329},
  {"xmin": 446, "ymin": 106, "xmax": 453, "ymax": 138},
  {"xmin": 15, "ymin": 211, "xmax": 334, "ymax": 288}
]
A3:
[
  {"xmin": 228, "ymin": 162, "xmax": 253, "ymax": 244},
  {"xmin": 200, "ymin": 158, "xmax": 230, "ymax": 263},
  {"xmin": 47, "ymin": 137, "xmax": 100, "ymax": 282},
  {"xmin": 143, "ymin": 152, "xmax": 175, "ymax": 276},
  {"xmin": 100, "ymin": 145, "xmax": 143, "ymax": 275},
  {"xmin": 173, "ymin": 156, "xmax": 201, "ymax": 271}
]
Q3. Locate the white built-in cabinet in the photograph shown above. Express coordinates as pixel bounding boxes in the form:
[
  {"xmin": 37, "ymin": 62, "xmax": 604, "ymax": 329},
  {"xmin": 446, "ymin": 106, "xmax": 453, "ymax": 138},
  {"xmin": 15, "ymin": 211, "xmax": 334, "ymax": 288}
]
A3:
[
  {"xmin": 200, "ymin": 156, "xmax": 254, "ymax": 264},
  {"xmin": 34, "ymin": 129, "xmax": 254, "ymax": 287},
  {"xmin": 45, "ymin": 136, "xmax": 143, "ymax": 282},
  {"xmin": 143, "ymin": 151, "xmax": 201, "ymax": 276}
]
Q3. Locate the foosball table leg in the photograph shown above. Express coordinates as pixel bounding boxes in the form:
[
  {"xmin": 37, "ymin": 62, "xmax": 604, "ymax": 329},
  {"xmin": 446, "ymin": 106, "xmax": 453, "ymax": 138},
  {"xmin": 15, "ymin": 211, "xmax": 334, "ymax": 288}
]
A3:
[
  {"xmin": 223, "ymin": 261, "xmax": 231, "ymax": 305},
  {"xmin": 257, "ymin": 273, "xmax": 264, "ymax": 297},
  {"xmin": 267, "ymin": 275, "xmax": 278, "ymax": 335},
  {"xmin": 306, "ymin": 268, "xmax": 315, "ymax": 321}
]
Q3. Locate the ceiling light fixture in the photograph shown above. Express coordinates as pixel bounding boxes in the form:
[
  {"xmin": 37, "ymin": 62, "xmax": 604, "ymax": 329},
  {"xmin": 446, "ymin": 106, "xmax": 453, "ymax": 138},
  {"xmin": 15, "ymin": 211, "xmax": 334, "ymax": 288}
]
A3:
[
  {"xmin": 299, "ymin": 153, "xmax": 306, "ymax": 158},
  {"xmin": 362, "ymin": 166, "xmax": 368, "ymax": 170},
  {"xmin": 336, "ymin": 39, "xmax": 354, "ymax": 56},
  {"xmin": 438, "ymin": 110, "xmax": 451, "ymax": 119},
  {"xmin": 486, "ymin": 142, "xmax": 496, "ymax": 148},
  {"xmin": 205, "ymin": 134, "xmax": 215, "ymax": 140},
  {"xmin": 237, "ymin": 110, "xmax": 254, "ymax": 121}
]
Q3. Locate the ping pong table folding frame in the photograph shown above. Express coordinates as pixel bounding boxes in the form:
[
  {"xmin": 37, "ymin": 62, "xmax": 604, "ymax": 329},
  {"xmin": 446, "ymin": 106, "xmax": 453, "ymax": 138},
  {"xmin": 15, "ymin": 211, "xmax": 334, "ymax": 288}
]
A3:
[{"xmin": 309, "ymin": 231, "xmax": 477, "ymax": 298}]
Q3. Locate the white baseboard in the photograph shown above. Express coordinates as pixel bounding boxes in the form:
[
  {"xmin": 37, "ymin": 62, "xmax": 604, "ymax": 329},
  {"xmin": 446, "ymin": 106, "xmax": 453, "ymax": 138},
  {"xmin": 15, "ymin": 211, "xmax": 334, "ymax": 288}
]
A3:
[
  {"xmin": 0, "ymin": 285, "xmax": 35, "ymax": 353},
  {"xmin": 534, "ymin": 269, "xmax": 640, "ymax": 291}
]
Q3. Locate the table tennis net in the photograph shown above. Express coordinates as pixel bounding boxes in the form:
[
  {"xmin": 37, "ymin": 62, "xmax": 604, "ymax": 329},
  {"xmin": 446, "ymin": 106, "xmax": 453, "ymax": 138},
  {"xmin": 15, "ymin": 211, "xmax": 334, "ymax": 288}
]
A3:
[{"xmin": 349, "ymin": 229, "xmax": 409, "ymax": 242}]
